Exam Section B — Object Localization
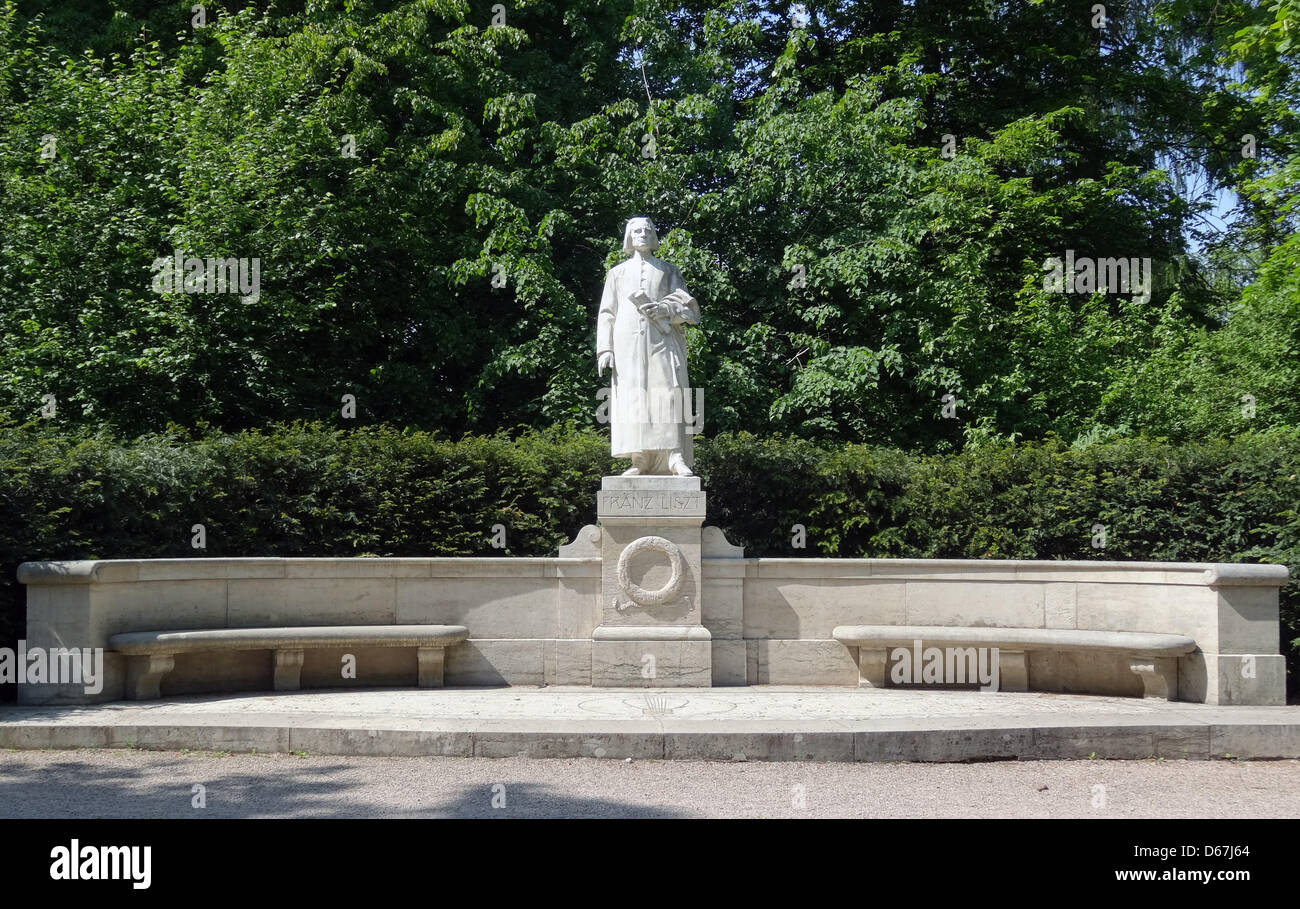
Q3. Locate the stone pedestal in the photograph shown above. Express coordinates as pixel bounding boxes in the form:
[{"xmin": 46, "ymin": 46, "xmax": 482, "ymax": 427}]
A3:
[{"xmin": 591, "ymin": 476, "xmax": 711, "ymax": 686}]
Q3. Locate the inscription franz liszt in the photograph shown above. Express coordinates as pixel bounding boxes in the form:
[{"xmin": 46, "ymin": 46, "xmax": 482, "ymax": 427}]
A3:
[{"xmin": 601, "ymin": 491, "xmax": 705, "ymax": 512}]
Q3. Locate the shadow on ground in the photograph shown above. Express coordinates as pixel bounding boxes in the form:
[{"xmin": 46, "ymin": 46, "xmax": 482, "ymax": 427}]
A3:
[{"xmin": 0, "ymin": 752, "xmax": 690, "ymax": 819}]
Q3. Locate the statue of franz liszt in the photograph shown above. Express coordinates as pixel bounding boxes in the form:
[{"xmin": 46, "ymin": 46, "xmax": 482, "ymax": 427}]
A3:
[{"xmin": 597, "ymin": 217, "xmax": 699, "ymax": 476}]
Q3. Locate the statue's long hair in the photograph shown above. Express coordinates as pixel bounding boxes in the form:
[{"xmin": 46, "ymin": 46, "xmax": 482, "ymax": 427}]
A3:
[{"xmin": 622, "ymin": 217, "xmax": 661, "ymax": 256}]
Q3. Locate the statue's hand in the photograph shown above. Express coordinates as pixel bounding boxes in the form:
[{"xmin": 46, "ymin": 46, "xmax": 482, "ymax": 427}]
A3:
[{"xmin": 597, "ymin": 351, "xmax": 615, "ymax": 377}]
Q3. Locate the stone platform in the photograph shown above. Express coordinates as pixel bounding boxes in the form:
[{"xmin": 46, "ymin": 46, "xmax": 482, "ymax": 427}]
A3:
[
  {"xmin": 2, "ymin": 686, "xmax": 1296, "ymax": 761},
  {"xmin": 18, "ymin": 552, "xmax": 1291, "ymax": 705},
  {"xmin": 16, "ymin": 476, "xmax": 1292, "ymax": 706}
]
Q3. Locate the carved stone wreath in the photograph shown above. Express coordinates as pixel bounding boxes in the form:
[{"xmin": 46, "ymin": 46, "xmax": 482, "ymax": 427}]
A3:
[{"xmin": 616, "ymin": 536, "xmax": 685, "ymax": 607}]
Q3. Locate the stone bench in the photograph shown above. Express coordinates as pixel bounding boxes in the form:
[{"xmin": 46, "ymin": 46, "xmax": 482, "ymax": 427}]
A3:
[
  {"xmin": 831, "ymin": 625, "xmax": 1198, "ymax": 700},
  {"xmin": 109, "ymin": 625, "xmax": 470, "ymax": 700}
]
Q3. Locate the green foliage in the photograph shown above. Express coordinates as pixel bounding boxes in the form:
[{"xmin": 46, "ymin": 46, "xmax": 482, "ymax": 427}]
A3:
[
  {"xmin": 0, "ymin": 0, "xmax": 638, "ymax": 436},
  {"xmin": 1091, "ymin": 278, "xmax": 1300, "ymax": 439},
  {"xmin": 1222, "ymin": 0, "xmax": 1300, "ymax": 283},
  {"xmin": 1, "ymin": 0, "xmax": 1285, "ymax": 449}
]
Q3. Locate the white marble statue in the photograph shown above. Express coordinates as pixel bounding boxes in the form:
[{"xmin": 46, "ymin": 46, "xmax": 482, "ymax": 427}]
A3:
[{"xmin": 597, "ymin": 217, "xmax": 700, "ymax": 476}]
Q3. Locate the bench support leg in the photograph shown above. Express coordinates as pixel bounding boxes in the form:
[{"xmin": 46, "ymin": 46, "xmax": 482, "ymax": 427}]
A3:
[
  {"xmin": 126, "ymin": 653, "xmax": 175, "ymax": 700},
  {"xmin": 856, "ymin": 648, "xmax": 887, "ymax": 688},
  {"xmin": 1130, "ymin": 658, "xmax": 1178, "ymax": 701},
  {"xmin": 417, "ymin": 647, "xmax": 446, "ymax": 688},
  {"xmin": 274, "ymin": 649, "xmax": 305, "ymax": 691},
  {"xmin": 999, "ymin": 650, "xmax": 1028, "ymax": 692}
]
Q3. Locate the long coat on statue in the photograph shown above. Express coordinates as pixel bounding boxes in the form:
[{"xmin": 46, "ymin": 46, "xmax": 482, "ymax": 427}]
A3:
[{"xmin": 597, "ymin": 253, "xmax": 699, "ymax": 461}]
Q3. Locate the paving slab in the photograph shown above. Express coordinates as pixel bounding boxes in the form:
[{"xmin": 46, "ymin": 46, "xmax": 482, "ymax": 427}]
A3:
[{"xmin": 1, "ymin": 687, "xmax": 1297, "ymax": 761}]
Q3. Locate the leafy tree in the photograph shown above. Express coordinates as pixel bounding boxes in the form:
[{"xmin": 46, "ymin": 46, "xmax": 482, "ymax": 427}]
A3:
[{"xmin": 0, "ymin": 0, "xmax": 1290, "ymax": 452}]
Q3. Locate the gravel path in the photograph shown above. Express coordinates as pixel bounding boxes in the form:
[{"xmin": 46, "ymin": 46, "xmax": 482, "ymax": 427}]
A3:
[{"xmin": 1, "ymin": 749, "xmax": 1297, "ymax": 818}]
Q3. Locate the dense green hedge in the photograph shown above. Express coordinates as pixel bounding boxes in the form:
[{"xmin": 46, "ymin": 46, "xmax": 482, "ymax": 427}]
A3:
[{"xmin": 2, "ymin": 421, "xmax": 1296, "ymax": 700}]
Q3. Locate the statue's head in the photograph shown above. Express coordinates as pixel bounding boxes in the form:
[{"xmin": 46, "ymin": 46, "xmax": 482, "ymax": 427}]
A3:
[{"xmin": 622, "ymin": 217, "xmax": 660, "ymax": 256}]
